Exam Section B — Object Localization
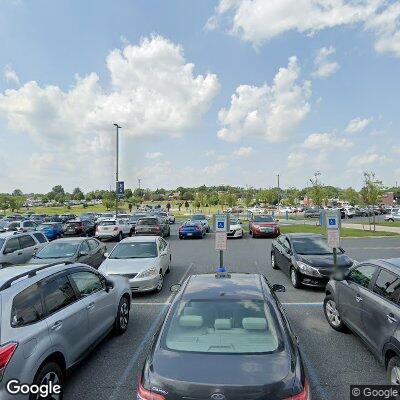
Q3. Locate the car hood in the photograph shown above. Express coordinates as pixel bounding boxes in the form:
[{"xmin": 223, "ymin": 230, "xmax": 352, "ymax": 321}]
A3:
[
  {"xmin": 252, "ymin": 222, "xmax": 277, "ymax": 227},
  {"xmin": 100, "ymin": 257, "xmax": 156, "ymax": 274},
  {"xmin": 230, "ymin": 223, "xmax": 242, "ymax": 230},
  {"xmin": 28, "ymin": 256, "xmax": 75, "ymax": 264},
  {"xmin": 296, "ymin": 253, "xmax": 353, "ymax": 269},
  {"xmin": 148, "ymin": 350, "xmax": 296, "ymax": 399}
]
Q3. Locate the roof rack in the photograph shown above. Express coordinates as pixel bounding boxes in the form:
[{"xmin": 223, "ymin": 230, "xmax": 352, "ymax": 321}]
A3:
[{"xmin": 0, "ymin": 261, "xmax": 73, "ymax": 291}]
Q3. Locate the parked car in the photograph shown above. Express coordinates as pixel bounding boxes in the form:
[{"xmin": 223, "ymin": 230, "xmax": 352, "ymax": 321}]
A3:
[
  {"xmin": 127, "ymin": 213, "xmax": 147, "ymax": 233},
  {"xmin": 135, "ymin": 217, "xmax": 170, "ymax": 237},
  {"xmin": 4, "ymin": 220, "xmax": 38, "ymax": 233},
  {"xmin": 304, "ymin": 207, "xmax": 322, "ymax": 218},
  {"xmin": 0, "ymin": 261, "xmax": 131, "ymax": 400},
  {"xmin": 99, "ymin": 236, "xmax": 171, "ymax": 293},
  {"xmin": 227, "ymin": 217, "xmax": 244, "ymax": 238},
  {"xmin": 324, "ymin": 258, "xmax": 400, "ymax": 384},
  {"xmin": 63, "ymin": 219, "xmax": 95, "ymax": 237},
  {"xmin": 385, "ymin": 209, "xmax": 400, "ymax": 222},
  {"xmin": 168, "ymin": 212, "xmax": 176, "ymax": 224},
  {"xmin": 95, "ymin": 219, "xmax": 131, "ymax": 241},
  {"xmin": 249, "ymin": 214, "xmax": 280, "ymax": 238},
  {"xmin": 179, "ymin": 221, "xmax": 206, "ymax": 239},
  {"xmin": 271, "ymin": 233, "xmax": 354, "ymax": 288},
  {"xmin": 138, "ymin": 272, "xmax": 310, "ymax": 400},
  {"xmin": 36, "ymin": 222, "xmax": 64, "ymax": 240},
  {"xmin": 190, "ymin": 214, "xmax": 210, "ymax": 232},
  {"xmin": 0, "ymin": 232, "xmax": 48, "ymax": 267},
  {"xmin": 29, "ymin": 237, "xmax": 106, "ymax": 268}
]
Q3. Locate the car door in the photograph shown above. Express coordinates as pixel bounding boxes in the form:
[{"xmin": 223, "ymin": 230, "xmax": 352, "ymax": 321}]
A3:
[
  {"xmin": 69, "ymin": 270, "xmax": 115, "ymax": 346},
  {"xmin": 77, "ymin": 240, "xmax": 91, "ymax": 265},
  {"xmin": 280, "ymin": 237, "xmax": 293, "ymax": 274},
  {"xmin": 273, "ymin": 236, "xmax": 286, "ymax": 270},
  {"xmin": 362, "ymin": 268, "xmax": 400, "ymax": 356},
  {"xmin": 87, "ymin": 239, "xmax": 104, "ymax": 268},
  {"xmin": 42, "ymin": 274, "xmax": 89, "ymax": 365},
  {"xmin": 1, "ymin": 237, "xmax": 23, "ymax": 265},
  {"xmin": 18, "ymin": 234, "xmax": 40, "ymax": 263},
  {"xmin": 158, "ymin": 238, "xmax": 168, "ymax": 273},
  {"xmin": 338, "ymin": 264, "xmax": 378, "ymax": 336}
]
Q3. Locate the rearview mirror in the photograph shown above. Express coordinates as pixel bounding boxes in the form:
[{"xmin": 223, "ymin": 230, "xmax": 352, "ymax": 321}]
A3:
[
  {"xmin": 105, "ymin": 279, "xmax": 114, "ymax": 292},
  {"xmin": 272, "ymin": 284, "xmax": 286, "ymax": 292},
  {"xmin": 333, "ymin": 269, "xmax": 347, "ymax": 281},
  {"xmin": 170, "ymin": 284, "xmax": 181, "ymax": 293}
]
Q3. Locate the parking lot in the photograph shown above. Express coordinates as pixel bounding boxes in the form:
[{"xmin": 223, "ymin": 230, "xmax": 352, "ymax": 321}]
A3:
[{"xmin": 63, "ymin": 225, "xmax": 400, "ymax": 400}]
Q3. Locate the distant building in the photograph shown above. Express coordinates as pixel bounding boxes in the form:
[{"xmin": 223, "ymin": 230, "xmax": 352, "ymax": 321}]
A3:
[{"xmin": 381, "ymin": 192, "xmax": 395, "ymax": 206}]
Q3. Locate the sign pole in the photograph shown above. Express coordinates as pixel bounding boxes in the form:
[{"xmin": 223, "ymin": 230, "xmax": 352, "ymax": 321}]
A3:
[
  {"xmin": 220, "ymin": 250, "xmax": 223, "ymax": 269},
  {"xmin": 333, "ymin": 247, "xmax": 338, "ymax": 273},
  {"xmin": 214, "ymin": 213, "xmax": 229, "ymax": 271}
]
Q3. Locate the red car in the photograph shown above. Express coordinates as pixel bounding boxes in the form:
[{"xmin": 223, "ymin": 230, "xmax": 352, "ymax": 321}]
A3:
[{"xmin": 249, "ymin": 214, "xmax": 280, "ymax": 238}]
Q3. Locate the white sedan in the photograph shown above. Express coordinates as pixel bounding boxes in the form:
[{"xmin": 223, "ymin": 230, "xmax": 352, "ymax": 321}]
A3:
[
  {"xmin": 99, "ymin": 236, "xmax": 171, "ymax": 293},
  {"xmin": 227, "ymin": 217, "xmax": 244, "ymax": 238}
]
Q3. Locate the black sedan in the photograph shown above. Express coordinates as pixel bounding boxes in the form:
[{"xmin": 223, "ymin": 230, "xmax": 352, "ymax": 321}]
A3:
[
  {"xmin": 28, "ymin": 237, "xmax": 106, "ymax": 268},
  {"xmin": 138, "ymin": 272, "xmax": 310, "ymax": 400},
  {"xmin": 271, "ymin": 233, "xmax": 354, "ymax": 288}
]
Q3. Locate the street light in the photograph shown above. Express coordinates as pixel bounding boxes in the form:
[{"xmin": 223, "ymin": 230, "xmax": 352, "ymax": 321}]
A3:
[{"xmin": 114, "ymin": 123, "xmax": 122, "ymax": 218}]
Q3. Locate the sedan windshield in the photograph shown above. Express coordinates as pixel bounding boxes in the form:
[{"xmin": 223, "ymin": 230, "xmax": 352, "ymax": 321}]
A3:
[
  {"xmin": 191, "ymin": 215, "xmax": 206, "ymax": 221},
  {"xmin": 109, "ymin": 242, "xmax": 157, "ymax": 259},
  {"xmin": 253, "ymin": 215, "xmax": 274, "ymax": 222},
  {"xmin": 35, "ymin": 242, "xmax": 80, "ymax": 259},
  {"xmin": 292, "ymin": 237, "xmax": 338, "ymax": 255},
  {"xmin": 164, "ymin": 299, "xmax": 281, "ymax": 354},
  {"xmin": 137, "ymin": 218, "xmax": 158, "ymax": 226},
  {"xmin": 99, "ymin": 221, "xmax": 116, "ymax": 226}
]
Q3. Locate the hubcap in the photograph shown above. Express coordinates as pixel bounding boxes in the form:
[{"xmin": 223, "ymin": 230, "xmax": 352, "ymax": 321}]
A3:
[
  {"xmin": 119, "ymin": 302, "xmax": 129, "ymax": 329},
  {"xmin": 325, "ymin": 300, "xmax": 341, "ymax": 327},
  {"xmin": 157, "ymin": 274, "xmax": 164, "ymax": 291},
  {"xmin": 291, "ymin": 269, "xmax": 297, "ymax": 286},
  {"xmin": 391, "ymin": 366, "xmax": 400, "ymax": 385},
  {"xmin": 271, "ymin": 254, "xmax": 275, "ymax": 267},
  {"xmin": 37, "ymin": 371, "xmax": 61, "ymax": 400}
]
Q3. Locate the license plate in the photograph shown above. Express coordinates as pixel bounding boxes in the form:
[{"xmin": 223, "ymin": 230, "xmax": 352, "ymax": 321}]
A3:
[
  {"xmin": 262, "ymin": 228, "xmax": 272, "ymax": 232},
  {"xmin": 187, "ymin": 233, "xmax": 192, "ymax": 236}
]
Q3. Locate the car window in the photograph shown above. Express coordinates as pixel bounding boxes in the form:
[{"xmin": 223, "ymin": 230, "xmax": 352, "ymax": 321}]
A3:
[
  {"xmin": 42, "ymin": 275, "xmax": 77, "ymax": 315},
  {"xmin": 70, "ymin": 271, "xmax": 104, "ymax": 296},
  {"xmin": 88, "ymin": 239, "xmax": 99, "ymax": 251},
  {"xmin": 19, "ymin": 235, "xmax": 36, "ymax": 249},
  {"xmin": 348, "ymin": 265, "xmax": 377, "ymax": 288},
  {"xmin": 3, "ymin": 237, "xmax": 21, "ymax": 253},
  {"xmin": 159, "ymin": 238, "xmax": 166, "ymax": 252},
  {"xmin": 79, "ymin": 241, "xmax": 90, "ymax": 254},
  {"xmin": 373, "ymin": 269, "xmax": 400, "ymax": 304},
  {"xmin": 0, "ymin": 238, "xmax": 5, "ymax": 250},
  {"xmin": 11, "ymin": 283, "xmax": 44, "ymax": 327},
  {"xmin": 33, "ymin": 233, "xmax": 47, "ymax": 244}
]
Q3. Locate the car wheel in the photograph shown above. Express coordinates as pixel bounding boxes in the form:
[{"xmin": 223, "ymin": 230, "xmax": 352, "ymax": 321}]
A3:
[
  {"xmin": 388, "ymin": 356, "xmax": 400, "ymax": 385},
  {"xmin": 388, "ymin": 218, "xmax": 394, "ymax": 222},
  {"xmin": 290, "ymin": 267, "xmax": 302, "ymax": 288},
  {"xmin": 166, "ymin": 255, "xmax": 171, "ymax": 273},
  {"xmin": 30, "ymin": 361, "xmax": 64, "ymax": 400},
  {"xmin": 155, "ymin": 272, "xmax": 164, "ymax": 293},
  {"xmin": 118, "ymin": 232, "xmax": 123, "ymax": 241},
  {"xmin": 114, "ymin": 296, "xmax": 130, "ymax": 335},
  {"xmin": 323, "ymin": 295, "xmax": 347, "ymax": 332},
  {"xmin": 271, "ymin": 252, "xmax": 279, "ymax": 270}
]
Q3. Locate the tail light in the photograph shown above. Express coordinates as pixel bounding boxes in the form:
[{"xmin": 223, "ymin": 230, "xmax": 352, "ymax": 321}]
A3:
[
  {"xmin": 0, "ymin": 342, "xmax": 18, "ymax": 380},
  {"xmin": 155, "ymin": 225, "xmax": 161, "ymax": 231},
  {"xmin": 113, "ymin": 227, "xmax": 119, "ymax": 231},
  {"xmin": 137, "ymin": 379, "xmax": 165, "ymax": 400},
  {"xmin": 285, "ymin": 380, "xmax": 310, "ymax": 400}
]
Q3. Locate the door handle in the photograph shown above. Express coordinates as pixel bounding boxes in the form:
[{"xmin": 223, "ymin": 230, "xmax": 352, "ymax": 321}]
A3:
[
  {"xmin": 387, "ymin": 314, "xmax": 397, "ymax": 324},
  {"xmin": 17, "ymin": 252, "xmax": 23, "ymax": 255},
  {"xmin": 86, "ymin": 302, "xmax": 95, "ymax": 311},
  {"xmin": 51, "ymin": 321, "xmax": 63, "ymax": 331},
  {"xmin": 355, "ymin": 295, "xmax": 363, "ymax": 303}
]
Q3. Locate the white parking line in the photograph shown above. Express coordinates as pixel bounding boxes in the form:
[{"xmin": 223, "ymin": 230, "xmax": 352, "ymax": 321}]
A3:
[
  {"xmin": 282, "ymin": 302, "xmax": 323, "ymax": 306},
  {"xmin": 131, "ymin": 302, "xmax": 171, "ymax": 306}
]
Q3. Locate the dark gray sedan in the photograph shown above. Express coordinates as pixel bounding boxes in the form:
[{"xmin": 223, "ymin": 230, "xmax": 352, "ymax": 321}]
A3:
[
  {"xmin": 138, "ymin": 273, "xmax": 309, "ymax": 400},
  {"xmin": 28, "ymin": 237, "xmax": 106, "ymax": 268}
]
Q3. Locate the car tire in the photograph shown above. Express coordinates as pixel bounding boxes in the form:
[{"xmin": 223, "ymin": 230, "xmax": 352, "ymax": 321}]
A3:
[
  {"xmin": 30, "ymin": 361, "xmax": 64, "ymax": 400},
  {"xmin": 323, "ymin": 295, "xmax": 347, "ymax": 332},
  {"xmin": 271, "ymin": 252, "xmax": 279, "ymax": 270},
  {"xmin": 155, "ymin": 272, "xmax": 164, "ymax": 293},
  {"xmin": 387, "ymin": 356, "xmax": 400, "ymax": 385},
  {"xmin": 166, "ymin": 255, "xmax": 171, "ymax": 273},
  {"xmin": 388, "ymin": 218, "xmax": 394, "ymax": 222},
  {"xmin": 290, "ymin": 267, "xmax": 302, "ymax": 288},
  {"xmin": 118, "ymin": 232, "xmax": 123, "ymax": 242},
  {"xmin": 114, "ymin": 296, "xmax": 130, "ymax": 335}
]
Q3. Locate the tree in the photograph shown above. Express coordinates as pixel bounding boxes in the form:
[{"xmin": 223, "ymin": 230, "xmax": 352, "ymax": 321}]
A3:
[
  {"xmin": 343, "ymin": 187, "xmax": 360, "ymax": 206},
  {"xmin": 244, "ymin": 191, "xmax": 253, "ymax": 207},
  {"xmin": 72, "ymin": 187, "xmax": 84, "ymax": 200},
  {"xmin": 134, "ymin": 188, "xmax": 145, "ymax": 198},
  {"xmin": 124, "ymin": 189, "xmax": 133, "ymax": 199},
  {"xmin": 12, "ymin": 189, "xmax": 23, "ymax": 196},
  {"xmin": 102, "ymin": 191, "xmax": 116, "ymax": 210},
  {"xmin": 360, "ymin": 171, "xmax": 383, "ymax": 231},
  {"xmin": 309, "ymin": 173, "xmax": 326, "ymax": 206}
]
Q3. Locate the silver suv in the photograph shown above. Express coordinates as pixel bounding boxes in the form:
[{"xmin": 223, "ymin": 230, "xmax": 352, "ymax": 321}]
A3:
[
  {"xmin": 0, "ymin": 262, "xmax": 131, "ymax": 399},
  {"xmin": 0, "ymin": 232, "xmax": 48, "ymax": 267}
]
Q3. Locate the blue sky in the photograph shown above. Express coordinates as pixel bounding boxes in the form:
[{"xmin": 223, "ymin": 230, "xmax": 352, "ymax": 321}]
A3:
[{"xmin": 0, "ymin": 0, "xmax": 399, "ymax": 193}]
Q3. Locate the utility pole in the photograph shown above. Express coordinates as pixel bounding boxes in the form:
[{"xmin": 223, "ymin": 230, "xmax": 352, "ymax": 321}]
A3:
[
  {"xmin": 277, "ymin": 174, "xmax": 280, "ymax": 211},
  {"xmin": 138, "ymin": 178, "xmax": 141, "ymax": 190},
  {"xmin": 114, "ymin": 123, "xmax": 121, "ymax": 218}
]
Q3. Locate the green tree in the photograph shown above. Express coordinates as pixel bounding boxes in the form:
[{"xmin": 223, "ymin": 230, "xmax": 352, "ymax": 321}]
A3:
[
  {"xmin": 72, "ymin": 187, "xmax": 84, "ymax": 200},
  {"xmin": 360, "ymin": 172, "xmax": 383, "ymax": 230},
  {"xmin": 12, "ymin": 189, "xmax": 23, "ymax": 196},
  {"xmin": 343, "ymin": 187, "xmax": 360, "ymax": 206},
  {"xmin": 124, "ymin": 189, "xmax": 133, "ymax": 199}
]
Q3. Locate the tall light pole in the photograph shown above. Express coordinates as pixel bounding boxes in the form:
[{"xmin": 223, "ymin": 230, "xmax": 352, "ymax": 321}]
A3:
[
  {"xmin": 138, "ymin": 178, "xmax": 141, "ymax": 190},
  {"xmin": 276, "ymin": 174, "xmax": 280, "ymax": 210},
  {"xmin": 114, "ymin": 123, "xmax": 122, "ymax": 218}
]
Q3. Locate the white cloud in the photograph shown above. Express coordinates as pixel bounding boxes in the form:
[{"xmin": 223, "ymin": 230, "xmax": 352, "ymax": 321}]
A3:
[
  {"xmin": 348, "ymin": 153, "xmax": 390, "ymax": 166},
  {"xmin": 0, "ymin": 35, "xmax": 220, "ymax": 185},
  {"xmin": 233, "ymin": 146, "xmax": 254, "ymax": 156},
  {"xmin": 205, "ymin": 149, "xmax": 216, "ymax": 157},
  {"xmin": 287, "ymin": 149, "xmax": 327, "ymax": 169},
  {"xmin": 345, "ymin": 117, "xmax": 373, "ymax": 133},
  {"xmin": 303, "ymin": 133, "xmax": 353, "ymax": 149},
  {"xmin": 145, "ymin": 152, "xmax": 163, "ymax": 159},
  {"xmin": 312, "ymin": 46, "xmax": 340, "ymax": 79},
  {"xmin": 218, "ymin": 56, "xmax": 311, "ymax": 142},
  {"xmin": 210, "ymin": 1, "xmax": 400, "ymax": 58},
  {"xmin": 203, "ymin": 162, "xmax": 229, "ymax": 175},
  {"xmin": 3, "ymin": 65, "xmax": 19, "ymax": 84}
]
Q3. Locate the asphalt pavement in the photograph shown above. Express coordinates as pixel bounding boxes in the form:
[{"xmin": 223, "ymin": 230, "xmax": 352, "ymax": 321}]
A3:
[{"xmin": 63, "ymin": 226, "xmax": 400, "ymax": 400}]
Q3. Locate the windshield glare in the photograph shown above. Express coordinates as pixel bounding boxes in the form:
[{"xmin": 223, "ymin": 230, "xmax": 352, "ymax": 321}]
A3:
[
  {"xmin": 192, "ymin": 215, "xmax": 206, "ymax": 221},
  {"xmin": 292, "ymin": 237, "xmax": 337, "ymax": 255},
  {"xmin": 109, "ymin": 242, "xmax": 157, "ymax": 259},
  {"xmin": 254, "ymin": 216, "xmax": 274, "ymax": 222},
  {"xmin": 36, "ymin": 242, "xmax": 80, "ymax": 259},
  {"xmin": 164, "ymin": 299, "xmax": 281, "ymax": 354},
  {"xmin": 99, "ymin": 221, "xmax": 116, "ymax": 226},
  {"xmin": 137, "ymin": 218, "xmax": 158, "ymax": 226}
]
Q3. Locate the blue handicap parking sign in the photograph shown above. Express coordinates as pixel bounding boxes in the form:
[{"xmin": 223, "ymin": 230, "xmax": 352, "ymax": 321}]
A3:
[
  {"xmin": 328, "ymin": 218, "xmax": 336, "ymax": 226},
  {"xmin": 218, "ymin": 221, "xmax": 224, "ymax": 229}
]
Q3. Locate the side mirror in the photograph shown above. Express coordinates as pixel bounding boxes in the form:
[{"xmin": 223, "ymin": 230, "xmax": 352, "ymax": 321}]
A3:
[
  {"xmin": 275, "ymin": 219, "xmax": 280, "ymax": 222},
  {"xmin": 104, "ymin": 252, "xmax": 109, "ymax": 258},
  {"xmin": 333, "ymin": 269, "xmax": 347, "ymax": 281},
  {"xmin": 272, "ymin": 284, "xmax": 286, "ymax": 292},
  {"xmin": 170, "ymin": 284, "xmax": 181, "ymax": 293},
  {"xmin": 105, "ymin": 279, "xmax": 114, "ymax": 292}
]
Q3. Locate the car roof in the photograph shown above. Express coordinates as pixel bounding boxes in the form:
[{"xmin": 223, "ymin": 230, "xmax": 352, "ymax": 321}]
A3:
[
  {"xmin": 45, "ymin": 237, "xmax": 87, "ymax": 243},
  {"xmin": 120, "ymin": 236, "xmax": 159, "ymax": 243},
  {"xmin": 367, "ymin": 258, "xmax": 400, "ymax": 273},
  {"xmin": 286, "ymin": 233, "xmax": 325, "ymax": 239},
  {"xmin": 0, "ymin": 231, "xmax": 32, "ymax": 239},
  {"xmin": 182, "ymin": 273, "xmax": 265, "ymax": 300}
]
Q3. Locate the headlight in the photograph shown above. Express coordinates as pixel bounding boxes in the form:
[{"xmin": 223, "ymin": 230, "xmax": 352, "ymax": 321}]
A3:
[
  {"xmin": 297, "ymin": 261, "xmax": 322, "ymax": 277},
  {"xmin": 136, "ymin": 266, "xmax": 158, "ymax": 278},
  {"xmin": 253, "ymin": 224, "xmax": 260, "ymax": 229}
]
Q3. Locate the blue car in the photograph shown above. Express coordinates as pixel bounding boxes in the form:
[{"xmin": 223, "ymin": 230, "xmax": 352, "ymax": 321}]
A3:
[
  {"xmin": 179, "ymin": 221, "xmax": 206, "ymax": 239},
  {"xmin": 36, "ymin": 222, "xmax": 64, "ymax": 240}
]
